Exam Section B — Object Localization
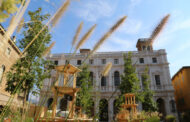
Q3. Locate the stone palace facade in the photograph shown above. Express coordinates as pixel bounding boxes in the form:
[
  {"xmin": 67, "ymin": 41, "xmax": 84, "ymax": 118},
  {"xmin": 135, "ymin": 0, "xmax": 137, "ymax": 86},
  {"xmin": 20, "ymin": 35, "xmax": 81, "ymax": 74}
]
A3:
[{"xmin": 40, "ymin": 38, "xmax": 177, "ymax": 121}]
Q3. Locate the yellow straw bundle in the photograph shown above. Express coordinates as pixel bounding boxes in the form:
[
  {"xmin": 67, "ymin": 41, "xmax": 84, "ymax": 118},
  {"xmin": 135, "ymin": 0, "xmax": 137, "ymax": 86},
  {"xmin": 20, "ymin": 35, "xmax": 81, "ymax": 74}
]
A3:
[
  {"xmin": 51, "ymin": 0, "xmax": 70, "ymax": 27},
  {"xmin": 90, "ymin": 16, "xmax": 127, "ymax": 56},
  {"xmin": 150, "ymin": 14, "xmax": 170, "ymax": 44},
  {"xmin": 101, "ymin": 62, "xmax": 112, "ymax": 76},
  {"xmin": 42, "ymin": 41, "xmax": 56, "ymax": 57},
  {"xmin": 72, "ymin": 22, "xmax": 83, "ymax": 46}
]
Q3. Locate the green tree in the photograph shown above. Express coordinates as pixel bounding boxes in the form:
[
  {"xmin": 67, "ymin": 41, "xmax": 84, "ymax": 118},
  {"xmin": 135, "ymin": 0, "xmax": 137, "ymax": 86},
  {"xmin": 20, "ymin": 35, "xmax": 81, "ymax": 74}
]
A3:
[
  {"xmin": 141, "ymin": 67, "xmax": 157, "ymax": 112},
  {"xmin": 76, "ymin": 64, "xmax": 94, "ymax": 117},
  {"xmin": 0, "ymin": 0, "xmax": 21, "ymax": 22},
  {"xmin": 119, "ymin": 52, "xmax": 143, "ymax": 102},
  {"xmin": 5, "ymin": 8, "xmax": 52, "ymax": 105}
]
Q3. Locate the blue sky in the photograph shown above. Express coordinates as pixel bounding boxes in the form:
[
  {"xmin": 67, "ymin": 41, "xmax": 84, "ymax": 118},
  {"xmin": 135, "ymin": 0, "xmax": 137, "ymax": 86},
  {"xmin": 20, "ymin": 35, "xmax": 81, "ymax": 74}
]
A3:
[{"xmin": 3, "ymin": 0, "xmax": 190, "ymax": 77}]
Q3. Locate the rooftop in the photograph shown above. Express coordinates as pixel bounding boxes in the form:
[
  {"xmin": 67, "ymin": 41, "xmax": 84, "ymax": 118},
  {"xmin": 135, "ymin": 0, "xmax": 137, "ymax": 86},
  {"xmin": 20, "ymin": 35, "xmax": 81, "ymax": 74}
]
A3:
[{"xmin": 172, "ymin": 66, "xmax": 190, "ymax": 80}]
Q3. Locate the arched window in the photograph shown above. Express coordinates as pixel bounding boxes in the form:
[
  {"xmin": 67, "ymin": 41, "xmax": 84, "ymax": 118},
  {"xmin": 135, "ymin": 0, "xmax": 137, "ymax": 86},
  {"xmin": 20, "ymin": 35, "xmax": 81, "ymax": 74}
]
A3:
[
  {"xmin": 170, "ymin": 100, "xmax": 176, "ymax": 112},
  {"xmin": 147, "ymin": 46, "xmax": 151, "ymax": 51},
  {"xmin": 142, "ymin": 46, "xmax": 146, "ymax": 50},
  {"xmin": 90, "ymin": 72, "xmax": 93, "ymax": 85},
  {"xmin": 47, "ymin": 98, "xmax": 53, "ymax": 109},
  {"xmin": 60, "ymin": 97, "xmax": 68, "ymax": 111},
  {"xmin": 0, "ymin": 65, "xmax": 5, "ymax": 83},
  {"xmin": 114, "ymin": 71, "xmax": 120, "ymax": 86},
  {"xmin": 101, "ymin": 76, "xmax": 106, "ymax": 86}
]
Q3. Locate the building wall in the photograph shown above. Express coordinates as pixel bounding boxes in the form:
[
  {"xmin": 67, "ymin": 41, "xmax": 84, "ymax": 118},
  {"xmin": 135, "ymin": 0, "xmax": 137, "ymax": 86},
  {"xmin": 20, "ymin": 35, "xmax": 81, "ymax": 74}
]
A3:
[
  {"xmin": 40, "ymin": 49, "xmax": 177, "ymax": 121},
  {"xmin": 172, "ymin": 67, "xmax": 190, "ymax": 111},
  {"xmin": 0, "ymin": 29, "xmax": 22, "ymax": 106}
]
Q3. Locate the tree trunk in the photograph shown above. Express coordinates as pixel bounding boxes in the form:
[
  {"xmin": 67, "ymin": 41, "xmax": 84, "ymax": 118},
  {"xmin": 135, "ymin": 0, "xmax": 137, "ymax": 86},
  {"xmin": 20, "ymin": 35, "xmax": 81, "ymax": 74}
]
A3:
[{"xmin": 22, "ymin": 89, "xmax": 28, "ymax": 122}]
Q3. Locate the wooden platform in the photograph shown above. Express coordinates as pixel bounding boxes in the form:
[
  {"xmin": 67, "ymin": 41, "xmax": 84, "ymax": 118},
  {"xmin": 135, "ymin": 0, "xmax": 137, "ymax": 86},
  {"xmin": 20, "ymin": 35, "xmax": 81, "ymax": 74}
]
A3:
[
  {"xmin": 55, "ymin": 64, "xmax": 81, "ymax": 74},
  {"xmin": 37, "ymin": 117, "xmax": 93, "ymax": 122},
  {"xmin": 51, "ymin": 86, "xmax": 80, "ymax": 96}
]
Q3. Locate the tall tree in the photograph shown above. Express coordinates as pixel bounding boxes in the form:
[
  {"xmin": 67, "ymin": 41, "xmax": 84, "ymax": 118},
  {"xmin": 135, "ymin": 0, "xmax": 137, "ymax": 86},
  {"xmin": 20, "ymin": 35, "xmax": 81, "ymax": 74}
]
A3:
[
  {"xmin": 119, "ymin": 52, "xmax": 143, "ymax": 102},
  {"xmin": 5, "ymin": 8, "xmax": 53, "ymax": 106},
  {"xmin": 76, "ymin": 64, "xmax": 94, "ymax": 117},
  {"xmin": 0, "ymin": 0, "xmax": 21, "ymax": 22},
  {"xmin": 141, "ymin": 66, "xmax": 157, "ymax": 112}
]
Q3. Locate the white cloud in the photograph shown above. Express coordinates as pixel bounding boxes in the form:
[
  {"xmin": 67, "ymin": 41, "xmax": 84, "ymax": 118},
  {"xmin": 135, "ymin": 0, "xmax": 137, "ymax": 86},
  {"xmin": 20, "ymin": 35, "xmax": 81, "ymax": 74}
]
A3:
[
  {"xmin": 128, "ymin": 0, "xmax": 142, "ymax": 14},
  {"xmin": 118, "ymin": 18, "xmax": 142, "ymax": 34},
  {"xmin": 130, "ymin": 0, "xmax": 142, "ymax": 7},
  {"xmin": 177, "ymin": 40, "xmax": 190, "ymax": 52},
  {"xmin": 98, "ymin": 36, "xmax": 136, "ymax": 52},
  {"xmin": 74, "ymin": 0, "xmax": 115, "ymax": 22}
]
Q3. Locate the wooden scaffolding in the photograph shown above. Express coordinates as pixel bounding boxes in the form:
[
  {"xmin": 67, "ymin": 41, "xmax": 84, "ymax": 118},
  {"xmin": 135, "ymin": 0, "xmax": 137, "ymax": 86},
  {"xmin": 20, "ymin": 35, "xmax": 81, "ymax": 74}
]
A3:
[{"xmin": 51, "ymin": 64, "xmax": 81, "ymax": 118}]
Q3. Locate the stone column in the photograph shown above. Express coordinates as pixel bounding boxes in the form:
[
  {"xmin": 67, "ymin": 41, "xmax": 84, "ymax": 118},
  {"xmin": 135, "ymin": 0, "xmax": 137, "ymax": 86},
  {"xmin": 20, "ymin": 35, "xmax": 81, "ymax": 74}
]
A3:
[
  {"xmin": 165, "ymin": 97, "xmax": 170, "ymax": 115},
  {"xmin": 109, "ymin": 71, "xmax": 112, "ymax": 91},
  {"xmin": 108, "ymin": 98, "xmax": 114, "ymax": 122},
  {"xmin": 94, "ymin": 97, "xmax": 100, "ymax": 118},
  {"xmin": 95, "ymin": 68, "xmax": 100, "ymax": 91}
]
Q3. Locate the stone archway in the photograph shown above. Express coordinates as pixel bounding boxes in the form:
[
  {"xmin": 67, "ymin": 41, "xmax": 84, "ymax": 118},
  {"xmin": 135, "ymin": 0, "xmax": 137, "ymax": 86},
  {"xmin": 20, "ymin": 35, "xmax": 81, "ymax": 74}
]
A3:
[
  {"xmin": 47, "ymin": 98, "xmax": 53, "ymax": 109},
  {"xmin": 99, "ymin": 99, "xmax": 108, "ymax": 121},
  {"xmin": 157, "ymin": 98, "xmax": 166, "ymax": 118}
]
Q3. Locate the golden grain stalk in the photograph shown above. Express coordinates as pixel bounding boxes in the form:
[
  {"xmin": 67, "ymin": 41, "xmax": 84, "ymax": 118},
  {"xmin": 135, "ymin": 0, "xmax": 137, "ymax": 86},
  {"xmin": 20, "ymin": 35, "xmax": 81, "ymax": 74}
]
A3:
[
  {"xmin": 6, "ymin": 0, "xmax": 30, "ymax": 37},
  {"xmin": 9, "ymin": 15, "xmax": 16, "ymax": 26},
  {"xmin": 101, "ymin": 62, "xmax": 112, "ymax": 76},
  {"xmin": 16, "ymin": 18, "xmax": 24, "ymax": 33},
  {"xmin": 0, "ymin": 1, "xmax": 2, "ymax": 7},
  {"xmin": 90, "ymin": 16, "xmax": 127, "ymax": 56},
  {"xmin": 149, "ymin": 14, "xmax": 170, "ymax": 44},
  {"xmin": 51, "ymin": 0, "xmax": 70, "ymax": 27},
  {"xmin": 75, "ymin": 24, "xmax": 96, "ymax": 51},
  {"xmin": 42, "ymin": 41, "xmax": 56, "ymax": 57},
  {"xmin": 72, "ymin": 22, "xmax": 83, "ymax": 46}
]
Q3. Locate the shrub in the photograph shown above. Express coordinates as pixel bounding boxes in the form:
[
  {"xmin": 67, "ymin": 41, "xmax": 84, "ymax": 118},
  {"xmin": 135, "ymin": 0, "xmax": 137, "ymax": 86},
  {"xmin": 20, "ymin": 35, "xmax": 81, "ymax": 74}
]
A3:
[
  {"xmin": 145, "ymin": 116, "xmax": 160, "ymax": 122},
  {"xmin": 181, "ymin": 111, "xmax": 190, "ymax": 122},
  {"xmin": 140, "ymin": 111, "xmax": 160, "ymax": 122},
  {"xmin": 166, "ymin": 115, "xmax": 176, "ymax": 122}
]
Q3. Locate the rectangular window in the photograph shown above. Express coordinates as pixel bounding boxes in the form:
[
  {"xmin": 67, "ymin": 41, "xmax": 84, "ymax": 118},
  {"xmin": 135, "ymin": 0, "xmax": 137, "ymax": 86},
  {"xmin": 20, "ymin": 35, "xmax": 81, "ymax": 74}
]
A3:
[
  {"xmin": 89, "ymin": 59, "xmax": 94, "ymax": 65},
  {"xmin": 139, "ymin": 58, "xmax": 144, "ymax": 63},
  {"xmin": 114, "ymin": 59, "xmax": 119, "ymax": 64},
  {"xmin": 54, "ymin": 60, "xmax": 58, "ymax": 65},
  {"xmin": 152, "ymin": 57, "xmax": 157, "ymax": 63},
  {"xmin": 155, "ymin": 75, "xmax": 161, "ymax": 85},
  {"xmin": 102, "ymin": 59, "xmax": 106, "ymax": 64},
  {"xmin": 6, "ymin": 47, "xmax": 11, "ymax": 55},
  {"xmin": 141, "ymin": 75, "xmax": 146, "ymax": 88},
  {"xmin": 77, "ymin": 60, "xmax": 81, "ymax": 65},
  {"xmin": 65, "ymin": 60, "xmax": 70, "ymax": 64}
]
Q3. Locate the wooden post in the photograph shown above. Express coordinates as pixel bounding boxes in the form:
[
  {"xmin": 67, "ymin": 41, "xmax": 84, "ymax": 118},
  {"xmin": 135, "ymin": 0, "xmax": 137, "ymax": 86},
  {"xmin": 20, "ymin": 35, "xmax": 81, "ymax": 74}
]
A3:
[
  {"xmin": 64, "ymin": 73, "xmax": 68, "ymax": 86},
  {"xmin": 73, "ymin": 73, "xmax": 76, "ymax": 88},
  {"xmin": 70, "ymin": 92, "xmax": 76, "ymax": 118},
  {"xmin": 52, "ymin": 91, "xmax": 58, "ymax": 118}
]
